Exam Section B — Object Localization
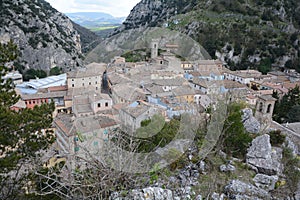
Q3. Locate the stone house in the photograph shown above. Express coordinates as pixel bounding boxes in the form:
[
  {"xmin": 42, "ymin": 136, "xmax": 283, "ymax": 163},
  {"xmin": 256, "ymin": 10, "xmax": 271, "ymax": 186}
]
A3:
[
  {"xmin": 172, "ymin": 85, "xmax": 196, "ymax": 104},
  {"xmin": 73, "ymin": 91, "xmax": 113, "ymax": 117},
  {"xmin": 67, "ymin": 62, "xmax": 106, "ymax": 91},
  {"xmin": 111, "ymin": 83, "xmax": 146, "ymax": 104},
  {"xmin": 119, "ymin": 101, "xmax": 158, "ymax": 133},
  {"xmin": 152, "ymin": 77, "xmax": 186, "ymax": 92},
  {"xmin": 54, "ymin": 114, "xmax": 118, "ymax": 169}
]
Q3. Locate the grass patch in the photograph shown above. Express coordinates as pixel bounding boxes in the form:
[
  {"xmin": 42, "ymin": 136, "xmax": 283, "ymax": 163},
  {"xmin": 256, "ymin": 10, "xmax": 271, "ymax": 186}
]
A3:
[{"xmin": 192, "ymin": 154, "xmax": 256, "ymax": 197}]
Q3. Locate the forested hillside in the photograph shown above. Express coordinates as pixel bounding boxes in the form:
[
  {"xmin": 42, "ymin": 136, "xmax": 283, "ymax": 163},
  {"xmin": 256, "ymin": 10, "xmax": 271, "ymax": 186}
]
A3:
[{"xmin": 113, "ymin": 0, "xmax": 300, "ymax": 72}]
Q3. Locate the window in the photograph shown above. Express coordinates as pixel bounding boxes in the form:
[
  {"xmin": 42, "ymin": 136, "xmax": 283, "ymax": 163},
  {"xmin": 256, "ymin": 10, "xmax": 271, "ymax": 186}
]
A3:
[
  {"xmin": 72, "ymin": 84, "xmax": 74, "ymax": 87},
  {"xmin": 259, "ymin": 102, "xmax": 263, "ymax": 112},
  {"xmin": 98, "ymin": 103, "xmax": 101, "ymax": 108},
  {"xmin": 33, "ymin": 100, "xmax": 35, "ymax": 104},
  {"xmin": 89, "ymin": 82, "xmax": 91, "ymax": 85},
  {"xmin": 82, "ymin": 83, "xmax": 84, "ymax": 86},
  {"xmin": 72, "ymin": 79, "xmax": 74, "ymax": 81},
  {"xmin": 105, "ymin": 102, "xmax": 108, "ymax": 107},
  {"xmin": 267, "ymin": 104, "xmax": 272, "ymax": 113},
  {"xmin": 95, "ymin": 81, "xmax": 97, "ymax": 84}
]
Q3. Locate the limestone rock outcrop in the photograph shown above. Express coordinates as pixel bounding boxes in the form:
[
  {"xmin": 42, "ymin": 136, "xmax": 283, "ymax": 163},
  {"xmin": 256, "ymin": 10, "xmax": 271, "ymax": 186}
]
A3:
[
  {"xmin": 246, "ymin": 134, "xmax": 282, "ymax": 175},
  {"xmin": 224, "ymin": 180, "xmax": 271, "ymax": 200},
  {"xmin": 242, "ymin": 108, "xmax": 261, "ymax": 134},
  {"xmin": 0, "ymin": 0, "xmax": 86, "ymax": 72}
]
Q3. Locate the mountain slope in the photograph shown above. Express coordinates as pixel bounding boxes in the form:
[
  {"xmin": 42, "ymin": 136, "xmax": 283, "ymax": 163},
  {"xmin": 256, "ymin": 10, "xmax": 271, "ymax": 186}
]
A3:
[
  {"xmin": 71, "ymin": 21, "xmax": 102, "ymax": 53},
  {"xmin": 0, "ymin": 0, "xmax": 86, "ymax": 72},
  {"xmin": 113, "ymin": 0, "xmax": 300, "ymax": 71}
]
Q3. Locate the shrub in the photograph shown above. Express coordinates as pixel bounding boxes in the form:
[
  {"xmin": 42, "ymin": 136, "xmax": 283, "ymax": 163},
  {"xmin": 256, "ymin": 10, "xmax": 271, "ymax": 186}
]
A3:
[
  {"xmin": 282, "ymin": 148, "xmax": 300, "ymax": 196},
  {"xmin": 49, "ymin": 66, "xmax": 62, "ymax": 76},
  {"xmin": 269, "ymin": 130, "xmax": 286, "ymax": 147},
  {"xmin": 221, "ymin": 102, "xmax": 253, "ymax": 158},
  {"xmin": 23, "ymin": 69, "xmax": 47, "ymax": 81}
]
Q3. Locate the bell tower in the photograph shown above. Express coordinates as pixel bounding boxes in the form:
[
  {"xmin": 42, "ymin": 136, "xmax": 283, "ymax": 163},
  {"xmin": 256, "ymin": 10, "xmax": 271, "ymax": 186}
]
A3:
[
  {"xmin": 255, "ymin": 95, "xmax": 277, "ymax": 125},
  {"xmin": 151, "ymin": 39, "xmax": 159, "ymax": 59}
]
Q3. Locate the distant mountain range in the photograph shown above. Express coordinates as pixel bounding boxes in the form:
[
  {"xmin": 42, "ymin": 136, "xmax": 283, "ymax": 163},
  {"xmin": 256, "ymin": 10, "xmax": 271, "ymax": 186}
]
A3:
[{"xmin": 65, "ymin": 12, "xmax": 126, "ymax": 30}]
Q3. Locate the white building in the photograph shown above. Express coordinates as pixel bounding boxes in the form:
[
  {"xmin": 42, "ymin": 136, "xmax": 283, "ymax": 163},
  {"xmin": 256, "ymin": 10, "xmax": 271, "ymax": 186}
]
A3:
[
  {"xmin": 224, "ymin": 70, "xmax": 262, "ymax": 85},
  {"xmin": 3, "ymin": 71, "xmax": 23, "ymax": 85}
]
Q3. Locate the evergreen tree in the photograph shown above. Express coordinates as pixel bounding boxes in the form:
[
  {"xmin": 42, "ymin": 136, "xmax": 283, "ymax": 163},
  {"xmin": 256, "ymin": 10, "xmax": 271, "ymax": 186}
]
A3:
[
  {"xmin": 219, "ymin": 102, "xmax": 253, "ymax": 158},
  {"xmin": 0, "ymin": 41, "xmax": 55, "ymax": 199},
  {"xmin": 273, "ymin": 85, "xmax": 300, "ymax": 123}
]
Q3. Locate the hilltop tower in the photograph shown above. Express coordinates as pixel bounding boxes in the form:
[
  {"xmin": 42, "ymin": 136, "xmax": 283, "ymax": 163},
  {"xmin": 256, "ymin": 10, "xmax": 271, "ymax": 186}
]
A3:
[{"xmin": 151, "ymin": 39, "xmax": 159, "ymax": 59}]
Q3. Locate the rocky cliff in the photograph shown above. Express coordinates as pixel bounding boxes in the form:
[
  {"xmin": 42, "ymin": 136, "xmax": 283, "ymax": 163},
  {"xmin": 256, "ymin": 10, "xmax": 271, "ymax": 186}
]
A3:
[
  {"xmin": 113, "ymin": 0, "xmax": 300, "ymax": 71},
  {"xmin": 0, "ymin": 0, "xmax": 89, "ymax": 72}
]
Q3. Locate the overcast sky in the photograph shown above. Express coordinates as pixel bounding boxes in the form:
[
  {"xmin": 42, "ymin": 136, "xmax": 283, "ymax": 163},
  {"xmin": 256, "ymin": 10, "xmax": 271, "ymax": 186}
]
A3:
[{"xmin": 45, "ymin": 0, "xmax": 140, "ymax": 17}]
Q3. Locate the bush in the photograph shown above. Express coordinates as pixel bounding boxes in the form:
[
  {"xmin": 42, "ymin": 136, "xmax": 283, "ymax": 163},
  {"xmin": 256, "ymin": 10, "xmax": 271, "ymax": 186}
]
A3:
[
  {"xmin": 269, "ymin": 130, "xmax": 286, "ymax": 147},
  {"xmin": 222, "ymin": 102, "xmax": 253, "ymax": 158},
  {"xmin": 282, "ymin": 148, "xmax": 300, "ymax": 196},
  {"xmin": 23, "ymin": 69, "xmax": 47, "ymax": 81},
  {"xmin": 50, "ymin": 66, "xmax": 62, "ymax": 76}
]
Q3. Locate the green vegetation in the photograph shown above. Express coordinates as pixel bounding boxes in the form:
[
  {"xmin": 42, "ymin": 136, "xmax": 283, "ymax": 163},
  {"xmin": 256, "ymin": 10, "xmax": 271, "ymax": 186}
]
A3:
[
  {"xmin": 192, "ymin": 154, "xmax": 255, "ymax": 198},
  {"xmin": 137, "ymin": 116, "xmax": 181, "ymax": 153},
  {"xmin": 88, "ymin": 26, "xmax": 119, "ymax": 32},
  {"xmin": 282, "ymin": 148, "xmax": 300, "ymax": 198},
  {"xmin": 219, "ymin": 102, "xmax": 253, "ymax": 158},
  {"xmin": 268, "ymin": 130, "xmax": 286, "ymax": 147},
  {"xmin": 258, "ymin": 58, "xmax": 272, "ymax": 75},
  {"xmin": 50, "ymin": 66, "xmax": 63, "ymax": 76},
  {"xmin": 159, "ymin": 0, "xmax": 300, "ymax": 70},
  {"xmin": 0, "ymin": 41, "xmax": 55, "ymax": 199},
  {"xmin": 273, "ymin": 85, "xmax": 300, "ymax": 123},
  {"xmin": 121, "ymin": 49, "xmax": 150, "ymax": 62},
  {"xmin": 23, "ymin": 68, "xmax": 47, "ymax": 81}
]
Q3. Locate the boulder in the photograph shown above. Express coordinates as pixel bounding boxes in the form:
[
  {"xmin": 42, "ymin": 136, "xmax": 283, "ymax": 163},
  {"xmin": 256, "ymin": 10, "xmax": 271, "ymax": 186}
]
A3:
[
  {"xmin": 178, "ymin": 164, "xmax": 199, "ymax": 186},
  {"xmin": 198, "ymin": 160, "xmax": 206, "ymax": 173},
  {"xmin": 253, "ymin": 174, "xmax": 278, "ymax": 191},
  {"xmin": 110, "ymin": 187, "xmax": 174, "ymax": 200},
  {"xmin": 246, "ymin": 134, "xmax": 282, "ymax": 175},
  {"xmin": 225, "ymin": 180, "xmax": 271, "ymax": 200},
  {"xmin": 211, "ymin": 192, "xmax": 226, "ymax": 200},
  {"xmin": 220, "ymin": 164, "xmax": 236, "ymax": 172},
  {"xmin": 242, "ymin": 108, "xmax": 261, "ymax": 134}
]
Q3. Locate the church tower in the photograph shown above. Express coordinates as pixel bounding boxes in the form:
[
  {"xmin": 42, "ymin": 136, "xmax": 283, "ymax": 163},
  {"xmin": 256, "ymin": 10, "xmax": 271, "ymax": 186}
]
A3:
[
  {"xmin": 255, "ymin": 95, "xmax": 277, "ymax": 126},
  {"xmin": 151, "ymin": 39, "xmax": 159, "ymax": 59}
]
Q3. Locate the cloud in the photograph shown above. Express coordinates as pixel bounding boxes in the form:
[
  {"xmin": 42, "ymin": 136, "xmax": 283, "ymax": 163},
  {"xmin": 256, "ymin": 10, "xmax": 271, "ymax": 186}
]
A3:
[{"xmin": 45, "ymin": 0, "xmax": 140, "ymax": 17}]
